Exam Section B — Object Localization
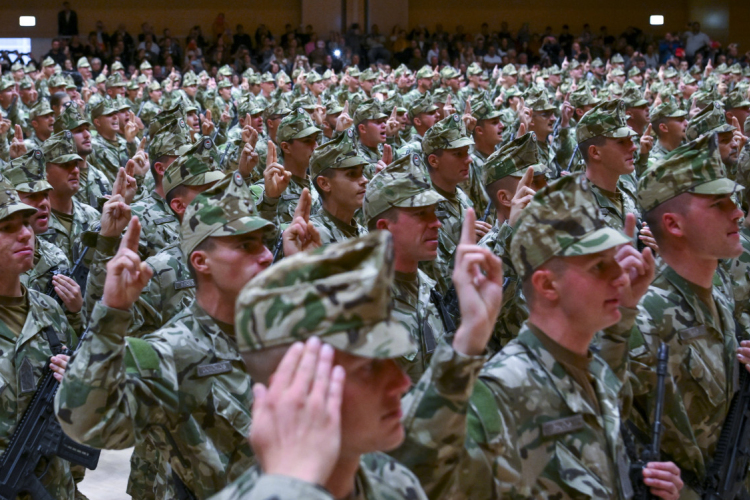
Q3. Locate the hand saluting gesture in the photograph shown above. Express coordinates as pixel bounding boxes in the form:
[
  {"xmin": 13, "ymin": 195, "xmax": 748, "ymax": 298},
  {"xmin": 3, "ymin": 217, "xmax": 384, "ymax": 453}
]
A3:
[{"xmin": 283, "ymin": 188, "xmax": 322, "ymax": 257}]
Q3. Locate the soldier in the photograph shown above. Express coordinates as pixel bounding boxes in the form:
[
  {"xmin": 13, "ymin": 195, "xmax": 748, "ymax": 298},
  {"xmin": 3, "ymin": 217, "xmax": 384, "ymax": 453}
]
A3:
[
  {"xmin": 262, "ymin": 99, "xmax": 291, "ymax": 157},
  {"xmin": 404, "ymin": 66, "xmax": 435, "ymax": 105},
  {"xmin": 394, "ymin": 92, "xmax": 438, "ymax": 157},
  {"xmin": 54, "ymin": 103, "xmax": 112, "ymax": 210},
  {"xmin": 647, "ymin": 97, "xmax": 688, "ymax": 170},
  {"xmin": 354, "ymin": 99, "xmax": 392, "ymax": 178},
  {"xmin": 88, "ymin": 99, "xmax": 137, "ymax": 184},
  {"xmin": 686, "ymin": 102, "xmax": 742, "ymax": 179},
  {"xmin": 599, "ymin": 133, "xmax": 749, "ymax": 498},
  {"xmin": 309, "ymin": 129, "xmax": 369, "ymax": 245},
  {"xmin": 466, "ymin": 95, "xmax": 505, "ymax": 221},
  {"xmin": 0, "ymin": 176, "xmax": 81, "ymax": 499},
  {"xmin": 24, "ymin": 100, "xmax": 55, "ymax": 150},
  {"xmin": 392, "ymin": 173, "xmax": 683, "ymax": 500},
  {"xmin": 138, "ymin": 82, "xmax": 163, "ymax": 127},
  {"xmin": 39, "ymin": 131, "xmax": 100, "ymax": 264},
  {"xmin": 458, "ymin": 63, "xmax": 485, "ymax": 103},
  {"xmin": 526, "ymin": 89, "xmax": 572, "ymax": 178}
]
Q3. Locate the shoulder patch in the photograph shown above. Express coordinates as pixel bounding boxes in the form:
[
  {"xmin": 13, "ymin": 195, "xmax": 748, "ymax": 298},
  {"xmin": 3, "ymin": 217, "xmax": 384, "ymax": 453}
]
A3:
[
  {"xmin": 233, "ymin": 171, "xmax": 244, "ymax": 186},
  {"xmin": 125, "ymin": 337, "xmax": 161, "ymax": 374},
  {"xmin": 412, "ymin": 154, "xmax": 421, "ymax": 167}
]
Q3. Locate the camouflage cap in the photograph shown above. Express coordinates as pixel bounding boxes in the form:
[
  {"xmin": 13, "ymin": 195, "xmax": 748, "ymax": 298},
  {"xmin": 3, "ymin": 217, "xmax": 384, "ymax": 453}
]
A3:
[
  {"xmin": 363, "ymin": 152, "xmax": 444, "ymax": 225},
  {"xmin": 416, "ymin": 65, "xmax": 435, "ymax": 80},
  {"xmin": 504, "ymin": 86, "xmax": 523, "ymax": 99},
  {"xmin": 638, "ymin": 133, "xmax": 742, "ymax": 212},
  {"xmin": 548, "ymin": 65, "xmax": 563, "ymax": 76},
  {"xmin": 408, "ymin": 92, "xmax": 438, "ymax": 120},
  {"xmin": 181, "ymin": 171, "xmax": 274, "ymax": 256},
  {"xmin": 149, "ymin": 117, "xmax": 193, "ymax": 158},
  {"xmin": 246, "ymin": 74, "xmax": 261, "ymax": 85},
  {"xmin": 305, "ymin": 71, "xmax": 323, "ymax": 84},
  {"xmin": 114, "ymin": 95, "xmax": 131, "ymax": 111},
  {"xmin": 627, "ymin": 66, "xmax": 642, "ymax": 78},
  {"xmin": 576, "ymin": 99, "xmax": 636, "ymax": 144},
  {"xmin": 163, "ymin": 137, "xmax": 226, "ymax": 195},
  {"xmin": 611, "ymin": 53, "xmax": 625, "ymax": 64},
  {"xmin": 430, "ymin": 88, "xmax": 450, "ymax": 105},
  {"xmin": 682, "ymin": 73, "xmax": 697, "ymax": 86},
  {"xmin": 0, "ymin": 175, "xmax": 37, "ymax": 222},
  {"xmin": 217, "ymin": 64, "xmax": 233, "ymax": 77},
  {"xmin": 19, "ymin": 77, "xmax": 33, "ymax": 90},
  {"xmin": 41, "ymin": 57, "xmax": 55, "ymax": 68},
  {"xmin": 649, "ymin": 97, "xmax": 687, "ymax": 122},
  {"xmin": 8, "ymin": 61, "xmax": 21, "ymax": 72},
  {"xmin": 324, "ymin": 98, "xmax": 344, "ymax": 115},
  {"xmin": 729, "ymin": 63, "xmax": 742, "ymax": 75},
  {"xmin": 663, "ymin": 67, "xmax": 679, "ymax": 79},
  {"xmin": 440, "ymin": 66, "xmax": 460, "ymax": 79},
  {"xmin": 260, "ymin": 72, "xmax": 275, "ymax": 83},
  {"xmin": 217, "ymin": 79, "xmax": 233, "ymax": 89},
  {"xmin": 105, "ymin": 73, "xmax": 126, "ymax": 89},
  {"xmin": 6, "ymin": 149, "xmax": 53, "ymax": 193},
  {"xmin": 94, "ymin": 74, "xmax": 106, "ymax": 85},
  {"xmin": 275, "ymin": 71, "xmax": 291, "ymax": 84},
  {"xmin": 139, "ymin": 60, "xmax": 153, "ymax": 70},
  {"xmin": 686, "ymin": 102, "xmax": 735, "ymax": 141},
  {"xmin": 382, "ymin": 92, "xmax": 406, "ymax": 114},
  {"xmin": 262, "ymin": 99, "xmax": 291, "ymax": 120},
  {"xmin": 725, "ymin": 89, "xmax": 750, "ymax": 110},
  {"xmin": 422, "ymin": 113, "xmax": 474, "ymax": 156},
  {"xmin": 29, "ymin": 100, "xmax": 54, "ymax": 121},
  {"xmin": 147, "ymin": 81, "xmax": 161, "ymax": 93},
  {"xmin": 147, "ymin": 103, "xmax": 184, "ymax": 136},
  {"xmin": 591, "ymin": 58, "xmax": 604, "ymax": 68},
  {"xmin": 353, "ymin": 99, "xmax": 387, "ymax": 125},
  {"xmin": 76, "ymin": 57, "xmax": 90, "ymax": 69},
  {"xmin": 276, "ymin": 108, "xmax": 322, "ymax": 144},
  {"xmin": 359, "ymin": 68, "xmax": 379, "ymax": 81},
  {"xmin": 65, "ymin": 75, "xmax": 77, "ymax": 90},
  {"xmin": 569, "ymin": 84, "xmax": 600, "ymax": 109},
  {"xmin": 310, "ymin": 128, "xmax": 368, "ymax": 179},
  {"xmin": 24, "ymin": 63, "xmax": 36, "ymax": 74},
  {"xmin": 568, "ymin": 59, "xmax": 581, "ymax": 70},
  {"xmin": 291, "ymin": 94, "xmax": 317, "ymax": 112},
  {"xmin": 235, "ymin": 231, "xmax": 413, "ymax": 357},
  {"xmin": 621, "ymin": 86, "xmax": 648, "ymax": 108},
  {"xmin": 126, "ymin": 80, "xmax": 139, "ymax": 91},
  {"xmin": 47, "ymin": 74, "xmax": 67, "ymax": 89},
  {"xmin": 345, "ymin": 66, "xmax": 361, "ymax": 78},
  {"xmin": 54, "ymin": 102, "xmax": 91, "ymax": 133},
  {"xmin": 611, "ymin": 68, "xmax": 625, "ymax": 77},
  {"xmin": 502, "ymin": 63, "xmax": 518, "ymax": 77},
  {"xmin": 526, "ymin": 92, "xmax": 556, "ymax": 112},
  {"xmin": 238, "ymin": 97, "xmax": 265, "ymax": 117},
  {"xmin": 43, "ymin": 130, "xmax": 82, "ymax": 164},
  {"xmin": 183, "ymin": 72, "xmax": 199, "ymax": 87},
  {"xmin": 467, "ymin": 62, "xmax": 483, "ymax": 77},
  {"xmin": 482, "ymin": 132, "xmax": 550, "ymax": 185},
  {"xmin": 470, "ymin": 95, "xmax": 502, "ymax": 121},
  {"xmin": 510, "ymin": 173, "xmax": 629, "ymax": 280}
]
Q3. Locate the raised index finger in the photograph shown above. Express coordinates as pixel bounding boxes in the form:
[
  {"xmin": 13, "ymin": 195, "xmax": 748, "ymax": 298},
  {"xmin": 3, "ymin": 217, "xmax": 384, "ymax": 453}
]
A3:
[
  {"xmin": 120, "ymin": 216, "xmax": 142, "ymax": 253},
  {"xmin": 267, "ymin": 141, "xmax": 276, "ymax": 166},
  {"xmin": 623, "ymin": 213, "xmax": 636, "ymax": 240},
  {"xmin": 14, "ymin": 124, "xmax": 22, "ymax": 140},
  {"xmin": 343, "ymin": 100, "xmax": 349, "ymax": 115},
  {"xmin": 461, "ymin": 208, "xmax": 477, "ymax": 245},
  {"xmin": 294, "ymin": 188, "xmax": 312, "ymax": 222}
]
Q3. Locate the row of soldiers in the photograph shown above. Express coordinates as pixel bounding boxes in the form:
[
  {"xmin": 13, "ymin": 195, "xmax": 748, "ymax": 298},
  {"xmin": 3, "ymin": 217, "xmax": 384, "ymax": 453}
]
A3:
[{"xmin": 0, "ymin": 50, "xmax": 749, "ymax": 499}]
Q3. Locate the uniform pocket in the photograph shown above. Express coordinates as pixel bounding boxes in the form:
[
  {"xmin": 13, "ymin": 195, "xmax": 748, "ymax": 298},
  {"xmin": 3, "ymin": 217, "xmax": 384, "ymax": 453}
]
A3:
[{"xmin": 684, "ymin": 345, "xmax": 726, "ymax": 409}]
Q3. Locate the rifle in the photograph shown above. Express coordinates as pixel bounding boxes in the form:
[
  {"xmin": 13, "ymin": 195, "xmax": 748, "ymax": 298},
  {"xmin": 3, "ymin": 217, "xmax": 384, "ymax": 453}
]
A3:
[
  {"xmin": 136, "ymin": 99, "xmax": 147, "ymax": 118},
  {"xmin": 430, "ymin": 288, "xmax": 456, "ymax": 334},
  {"xmin": 703, "ymin": 338, "xmax": 750, "ymax": 499},
  {"xmin": 0, "ymin": 326, "xmax": 100, "ymax": 500},
  {"xmin": 630, "ymin": 342, "xmax": 669, "ymax": 500},
  {"xmin": 479, "ymin": 202, "xmax": 493, "ymax": 223},
  {"xmin": 272, "ymin": 230, "xmax": 284, "ymax": 263},
  {"xmin": 45, "ymin": 238, "xmax": 92, "ymax": 305}
]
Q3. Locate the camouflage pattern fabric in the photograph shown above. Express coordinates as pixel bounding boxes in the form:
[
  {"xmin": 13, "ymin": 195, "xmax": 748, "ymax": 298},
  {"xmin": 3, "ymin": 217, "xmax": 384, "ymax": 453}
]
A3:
[
  {"xmin": 39, "ymin": 199, "xmax": 100, "ymax": 265},
  {"xmin": 575, "ymin": 99, "xmax": 637, "ymax": 144},
  {"xmin": 130, "ymin": 191, "xmax": 180, "ymax": 258},
  {"xmin": 310, "ymin": 208, "xmax": 367, "ymax": 246}
]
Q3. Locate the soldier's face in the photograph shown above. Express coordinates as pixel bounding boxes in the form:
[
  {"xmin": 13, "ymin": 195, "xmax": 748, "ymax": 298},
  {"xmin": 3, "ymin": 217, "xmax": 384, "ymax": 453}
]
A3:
[
  {"xmin": 626, "ymin": 106, "xmax": 649, "ymax": 135},
  {"xmin": 664, "ymin": 117, "xmax": 687, "ymax": 142},
  {"xmin": 95, "ymin": 113, "xmax": 119, "ymax": 137},
  {"xmin": 186, "ymin": 111, "xmax": 200, "ymax": 132},
  {"xmin": 414, "ymin": 110, "xmax": 437, "ymax": 130},
  {"xmin": 359, "ymin": 118, "xmax": 387, "ymax": 145},
  {"xmin": 333, "ymin": 350, "xmax": 411, "ymax": 455},
  {"xmin": 429, "ymin": 146, "xmax": 472, "ymax": 187},
  {"xmin": 529, "ymin": 110, "xmax": 555, "ymax": 137},
  {"xmin": 718, "ymin": 131, "xmax": 739, "ymax": 167},
  {"xmin": 598, "ymin": 136, "xmax": 636, "ymax": 175},
  {"xmin": 388, "ymin": 205, "xmax": 442, "ymax": 261},
  {"xmin": 475, "ymin": 117, "xmax": 504, "ymax": 146},
  {"xmin": 360, "ymin": 80, "xmax": 374, "ymax": 93},
  {"xmin": 0, "ymin": 213, "xmax": 35, "ymax": 276},
  {"xmin": 0, "ymin": 88, "xmax": 17, "ymax": 108},
  {"xmin": 18, "ymin": 190, "xmax": 51, "ymax": 234},
  {"xmin": 46, "ymin": 160, "xmax": 80, "ymax": 196},
  {"xmin": 250, "ymin": 113, "xmax": 264, "ymax": 133},
  {"xmin": 676, "ymin": 194, "xmax": 743, "ymax": 260},
  {"xmin": 201, "ymin": 230, "xmax": 273, "ymax": 296},
  {"xmin": 72, "ymin": 123, "xmax": 92, "ymax": 155},
  {"xmin": 322, "ymin": 166, "xmax": 368, "ymax": 211},
  {"xmin": 285, "ymin": 135, "xmax": 318, "ymax": 166},
  {"xmin": 32, "ymin": 113, "xmax": 55, "ymax": 137},
  {"xmin": 80, "ymin": 67, "xmax": 91, "ymax": 79},
  {"xmin": 184, "ymin": 85, "xmax": 198, "ymax": 97}
]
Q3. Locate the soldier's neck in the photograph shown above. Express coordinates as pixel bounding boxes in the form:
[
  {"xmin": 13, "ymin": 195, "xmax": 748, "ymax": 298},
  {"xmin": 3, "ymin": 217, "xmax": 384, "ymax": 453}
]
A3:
[
  {"xmin": 474, "ymin": 137, "xmax": 497, "ymax": 157},
  {"xmin": 527, "ymin": 311, "xmax": 595, "ymax": 357},
  {"xmin": 659, "ymin": 135, "xmax": 681, "ymax": 152},
  {"xmin": 324, "ymin": 203, "xmax": 356, "ymax": 226},
  {"xmin": 49, "ymin": 193, "xmax": 73, "ymax": 215},
  {"xmin": 585, "ymin": 164, "xmax": 619, "ymax": 193},
  {"xmin": 196, "ymin": 289, "xmax": 236, "ymax": 325},
  {"xmin": 285, "ymin": 159, "xmax": 308, "ymax": 179},
  {"xmin": 659, "ymin": 246, "xmax": 718, "ymax": 289},
  {"xmin": 324, "ymin": 454, "xmax": 361, "ymax": 499},
  {"xmin": 0, "ymin": 277, "xmax": 22, "ymax": 298}
]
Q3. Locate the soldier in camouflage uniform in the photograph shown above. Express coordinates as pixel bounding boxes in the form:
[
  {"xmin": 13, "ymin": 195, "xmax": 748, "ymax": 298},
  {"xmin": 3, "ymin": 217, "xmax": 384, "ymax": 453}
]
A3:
[
  {"xmin": 138, "ymin": 81, "xmax": 163, "ymax": 128},
  {"xmin": 354, "ymin": 99, "xmax": 389, "ymax": 178},
  {"xmin": 526, "ymin": 88, "xmax": 573, "ymax": 178},
  {"xmin": 598, "ymin": 133, "xmax": 749, "ymax": 498},
  {"xmin": 403, "ymin": 66, "xmax": 435, "ymax": 105},
  {"xmin": 88, "ymin": 99, "xmax": 138, "ymax": 184},
  {"xmin": 309, "ymin": 129, "xmax": 368, "ymax": 245},
  {"xmin": 212, "ymin": 231, "xmax": 439, "ymax": 500},
  {"xmin": 56, "ymin": 173, "xmax": 276, "ymax": 499},
  {"xmin": 392, "ymin": 172, "xmax": 683, "ymax": 500},
  {"xmin": 24, "ymin": 100, "xmax": 55, "ymax": 150},
  {"xmin": 0, "ymin": 176, "xmax": 83, "ymax": 499},
  {"xmin": 465, "ymin": 95, "xmax": 504, "ymax": 222},
  {"xmin": 647, "ymin": 97, "xmax": 688, "ymax": 171},
  {"xmin": 54, "ymin": 103, "xmax": 112, "ymax": 210},
  {"xmin": 394, "ymin": 92, "xmax": 438, "ymax": 158}
]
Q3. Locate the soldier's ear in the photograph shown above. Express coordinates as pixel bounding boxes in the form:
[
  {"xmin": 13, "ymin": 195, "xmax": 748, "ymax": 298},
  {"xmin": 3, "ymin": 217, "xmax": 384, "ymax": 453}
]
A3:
[
  {"xmin": 190, "ymin": 249, "xmax": 210, "ymax": 275},
  {"xmin": 315, "ymin": 175, "xmax": 331, "ymax": 194},
  {"xmin": 530, "ymin": 267, "xmax": 560, "ymax": 302}
]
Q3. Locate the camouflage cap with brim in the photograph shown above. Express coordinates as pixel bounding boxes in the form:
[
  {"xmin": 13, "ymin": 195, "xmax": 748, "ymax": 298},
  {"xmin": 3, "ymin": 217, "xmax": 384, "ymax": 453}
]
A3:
[
  {"xmin": 149, "ymin": 117, "xmax": 193, "ymax": 158},
  {"xmin": 431, "ymin": 88, "xmax": 450, "ymax": 105},
  {"xmin": 345, "ymin": 66, "xmax": 361, "ymax": 78},
  {"xmin": 54, "ymin": 102, "xmax": 91, "ymax": 133},
  {"xmin": 291, "ymin": 94, "xmax": 317, "ymax": 111},
  {"xmin": 147, "ymin": 103, "xmax": 183, "ymax": 136},
  {"xmin": 306, "ymin": 71, "xmax": 324, "ymax": 84},
  {"xmin": 510, "ymin": 173, "xmax": 630, "ymax": 280},
  {"xmin": 262, "ymin": 99, "xmax": 292, "ymax": 121},
  {"xmin": 611, "ymin": 53, "xmax": 625, "ymax": 64},
  {"xmin": 482, "ymin": 132, "xmax": 549, "ymax": 186},
  {"xmin": 526, "ymin": 92, "xmax": 556, "ymax": 112},
  {"xmin": 24, "ymin": 64, "xmax": 36, "ymax": 74},
  {"xmin": 422, "ymin": 113, "xmax": 474, "ymax": 156},
  {"xmin": 19, "ymin": 77, "xmax": 33, "ymax": 90},
  {"xmin": 725, "ymin": 90, "xmax": 750, "ymax": 110},
  {"xmin": 363, "ymin": 153, "xmax": 445, "ymax": 224},
  {"xmin": 440, "ymin": 66, "xmax": 460, "ymax": 79},
  {"xmin": 43, "ymin": 130, "xmax": 82, "ymax": 164},
  {"xmin": 277, "ymin": 108, "xmax": 322, "ymax": 144},
  {"xmin": 686, "ymin": 102, "xmax": 735, "ymax": 141},
  {"xmin": 126, "ymin": 80, "xmax": 139, "ymax": 91},
  {"xmin": 276, "ymin": 71, "xmax": 291, "ymax": 84},
  {"xmin": 359, "ymin": 68, "xmax": 379, "ymax": 81},
  {"xmin": 105, "ymin": 73, "xmax": 126, "ymax": 89},
  {"xmin": 576, "ymin": 99, "xmax": 636, "ymax": 144},
  {"xmin": 502, "ymin": 63, "xmax": 518, "ymax": 76},
  {"xmin": 90, "ymin": 98, "xmax": 118, "ymax": 119},
  {"xmin": 638, "ymin": 133, "xmax": 743, "ymax": 212},
  {"xmin": 114, "ymin": 95, "xmax": 131, "ymax": 111},
  {"xmin": 591, "ymin": 58, "xmax": 604, "ymax": 68},
  {"xmin": 408, "ymin": 93, "xmax": 438, "ymax": 120},
  {"xmin": 260, "ymin": 72, "xmax": 275, "ymax": 83},
  {"xmin": 383, "ymin": 92, "xmax": 406, "ymax": 114},
  {"xmin": 6, "ymin": 150, "xmax": 53, "ymax": 193},
  {"xmin": 682, "ymin": 73, "xmax": 697, "ymax": 86},
  {"xmin": 163, "ymin": 137, "xmax": 226, "ymax": 195},
  {"xmin": 0, "ymin": 175, "xmax": 38, "ymax": 222},
  {"xmin": 467, "ymin": 62, "xmax": 483, "ymax": 76},
  {"xmin": 649, "ymin": 97, "xmax": 687, "ymax": 122},
  {"xmin": 416, "ymin": 66, "xmax": 435, "ymax": 80},
  {"xmin": 10, "ymin": 62, "xmax": 23, "ymax": 72},
  {"xmin": 46, "ymin": 74, "xmax": 67, "ymax": 89},
  {"xmin": 470, "ymin": 95, "xmax": 502, "ymax": 121},
  {"xmin": 181, "ymin": 171, "xmax": 274, "ymax": 256},
  {"xmin": 570, "ymin": 84, "xmax": 601, "ymax": 109},
  {"xmin": 29, "ymin": 100, "xmax": 54, "ymax": 121},
  {"xmin": 182, "ymin": 72, "xmax": 199, "ymax": 87},
  {"xmin": 139, "ymin": 60, "xmax": 152, "ymax": 70},
  {"xmin": 663, "ymin": 67, "xmax": 679, "ymax": 79},
  {"xmin": 627, "ymin": 67, "xmax": 642, "ymax": 78},
  {"xmin": 621, "ymin": 86, "xmax": 648, "ymax": 108},
  {"xmin": 41, "ymin": 57, "xmax": 55, "ymax": 68},
  {"xmin": 235, "ymin": 231, "xmax": 414, "ymax": 358},
  {"xmin": 325, "ymin": 98, "xmax": 344, "ymax": 115},
  {"xmin": 76, "ymin": 57, "xmax": 90, "ymax": 69},
  {"xmin": 353, "ymin": 99, "xmax": 388, "ymax": 125},
  {"xmin": 238, "ymin": 97, "xmax": 265, "ymax": 117},
  {"xmin": 504, "ymin": 86, "xmax": 523, "ymax": 99},
  {"xmin": 217, "ymin": 79, "xmax": 233, "ymax": 89},
  {"xmin": 310, "ymin": 128, "xmax": 368, "ymax": 179}
]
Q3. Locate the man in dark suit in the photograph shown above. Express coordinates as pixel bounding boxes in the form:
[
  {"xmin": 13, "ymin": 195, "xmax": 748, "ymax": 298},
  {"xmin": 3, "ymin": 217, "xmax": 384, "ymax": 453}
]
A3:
[{"xmin": 58, "ymin": 2, "xmax": 78, "ymax": 37}]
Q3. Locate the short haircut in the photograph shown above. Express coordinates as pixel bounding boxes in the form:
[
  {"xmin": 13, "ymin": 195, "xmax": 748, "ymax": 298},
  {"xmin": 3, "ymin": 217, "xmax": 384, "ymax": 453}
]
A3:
[
  {"xmin": 50, "ymin": 92, "xmax": 69, "ymax": 108},
  {"xmin": 521, "ymin": 256, "xmax": 567, "ymax": 308},
  {"xmin": 187, "ymin": 237, "xmax": 217, "ymax": 281},
  {"xmin": 642, "ymin": 193, "xmax": 690, "ymax": 243},
  {"xmin": 579, "ymin": 135, "xmax": 607, "ymax": 163},
  {"xmin": 149, "ymin": 154, "xmax": 171, "ymax": 182},
  {"xmin": 484, "ymin": 176, "xmax": 518, "ymax": 210},
  {"xmin": 312, "ymin": 168, "xmax": 336, "ymax": 199},
  {"xmin": 651, "ymin": 117, "xmax": 668, "ymax": 139},
  {"xmin": 367, "ymin": 206, "xmax": 400, "ymax": 232}
]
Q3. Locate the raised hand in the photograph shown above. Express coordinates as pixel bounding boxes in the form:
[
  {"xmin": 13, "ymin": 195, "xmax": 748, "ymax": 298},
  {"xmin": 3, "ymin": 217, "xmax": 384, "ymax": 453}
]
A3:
[
  {"xmin": 112, "ymin": 166, "xmax": 138, "ymax": 205},
  {"xmin": 639, "ymin": 124, "xmax": 655, "ymax": 156},
  {"xmin": 220, "ymin": 104, "xmax": 232, "ymax": 124},
  {"xmin": 462, "ymin": 99, "xmax": 477, "ymax": 132},
  {"xmin": 507, "ymin": 167, "xmax": 536, "ymax": 226},
  {"xmin": 283, "ymin": 188, "xmax": 322, "ymax": 256},
  {"xmin": 124, "ymin": 114, "xmax": 139, "ymax": 143},
  {"xmin": 732, "ymin": 116, "xmax": 748, "ymax": 151},
  {"xmin": 616, "ymin": 213, "xmax": 655, "ymax": 309},
  {"xmin": 560, "ymin": 97, "xmax": 574, "ymax": 128},
  {"xmin": 264, "ymin": 141, "xmax": 291, "ymax": 198},
  {"xmin": 99, "ymin": 193, "xmax": 132, "ymax": 238},
  {"xmin": 102, "ymin": 217, "xmax": 153, "ymax": 312},
  {"xmin": 238, "ymin": 142, "xmax": 259, "ymax": 179},
  {"xmin": 335, "ymin": 101, "xmax": 353, "ymax": 132},
  {"xmin": 9, "ymin": 124, "xmax": 26, "ymax": 159},
  {"xmin": 0, "ymin": 118, "xmax": 11, "ymax": 137},
  {"xmin": 443, "ymin": 94, "xmax": 456, "ymax": 117},
  {"xmin": 241, "ymin": 114, "xmax": 259, "ymax": 147},
  {"xmin": 201, "ymin": 109, "xmax": 215, "ymax": 136},
  {"xmin": 385, "ymin": 106, "xmax": 400, "ymax": 137}
]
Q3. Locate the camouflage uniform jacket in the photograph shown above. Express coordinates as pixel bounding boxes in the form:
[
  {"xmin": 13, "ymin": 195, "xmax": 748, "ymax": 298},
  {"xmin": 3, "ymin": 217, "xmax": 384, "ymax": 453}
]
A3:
[
  {"xmin": 394, "ymin": 134, "xmax": 424, "ymax": 160},
  {"xmin": 391, "ymin": 270, "xmax": 447, "ymax": 385},
  {"xmin": 23, "ymin": 134, "xmax": 45, "ymax": 151},
  {"xmin": 1, "ymin": 288, "xmax": 78, "ymax": 499},
  {"xmin": 588, "ymin": 179, "xmax": 641, "ymax": 233},
  {"xmin": 646, "ymin": 142, "xmax": 671, "ymax": 172},
  {"xmin": 55, "ymin": 300, "xmax": 255, "ymax": 499},
  {"xmin": 478, "ymin": 221, "xmax": 527, "ymax": 353},
  {"xmin": 358, "ymin": 142, "xmax": 383, "ymax": 179},
  {"xmin": 209, "ymin": 453, "xmax": 428, "ymax": 500},
  {"xmin": 39, "ymin": 199, "xmax": 100, "ymax": 264},
  {"xmin": 76, "ymin": 160, "xmax": 112, "ymax": 210},
  {"xmin": 393, "ymin": 326, "xmax": 634, "ymax": 500},
  {"xmin": 460, "ymin": 156, "xmax": 490, "ymax": 224},
  {"xmin": 131, "ymin": 191, "xmax": 180, "ymax": 258},
  {"xmin": 310, "ymin": 208, "xmax": 367, "ymax": 246},
  {"xmin": 730, "ymin": 225, "xmax": 750, "ymax": 331},
  {"xmin": 598, "ymin": 265, "xmax": 743, "ymax": 496},
  {"xmin": 22, "ymin": 236, "xmax": 71, "ymax": 295},
  {"xmin": 139, "ymin": 100, "xmax": 163, "ymax": 128},
  {"xmin": 418, "ymin": 185, "xmax": 473, "ymax": 295},
  {"xmin": 259, "ymin": 175, "xmax": 321, "ymax": 227},
  {"xmin": 89, "ymin": 134, "xmax": 137, "ymax": 184}
]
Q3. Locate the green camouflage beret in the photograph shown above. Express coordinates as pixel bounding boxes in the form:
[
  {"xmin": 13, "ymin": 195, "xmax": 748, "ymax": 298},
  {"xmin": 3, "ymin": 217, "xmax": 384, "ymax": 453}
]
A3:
[
  {"xmin": 291, "ymin": 94, "xmax": 317, "ymax": 111},
  {"xmin": 467, "ymin": 62, "xmax": 483, "ymax": 77},
  {"xmin": 440, "ymin": 66, "xmax": 460, "ymax": 79},
  {"xmin": 262, "ymin": 99, "xmax": 291, "ymax": 121},
  {"xmin": 353, "ymin": 99, "xmax": 387, "ymax": 125},
  {"xmin": 569, "ymin": 84, "xmax": 600, "ymax": 109},
  {"xmin": 235, "ymin": 231, "xmax": 413, "ymax": 357},
  {"xmin": 325, "ymin": 98, "xmax": 344, "ymax": 115},
  {"xmin": 76, "ymin": 57, "xmax": 90, "ymax": 69},
  {"xmin": 382, "ymin": 92, "xmax": 406, "ymax": 114},
  {"xmin": 19, "ymin": 77, "xmax": 33, "ymax": 90},
  {"xmin": 482, "ymin": 132, "xmax": 549, "ymax": 186},
  {"xmin": 149, "ymin": 117, "xmax": 193, "ymax": 159},
  {"xmin": 724, "ymin": 90, "xmax": 750, "ymax": 110},
  {"xmin": 29, "ymin": 100, "xmax": 54, "ymax": 121},
  {"xmin": 638, "ymin": 133, "xmax": 742, "ymax": 212},
  {"xmin": 621, "ymin": 86, "xmax": 648, "ymax": 108},
  {"xmin": 310, "ymin": 128, "xmax": 368, "ymax": 179},
  {"xmin": 470, "ymin": 95, "xmax": 502, "ymax": 121},
  {"xmin": 277, "ymin": 108, "xmax": 321, "ymax": 144},
  {"xmin": 54, "ymin": 103, "xmax": 90, "ymax": 133},
  {"xmin": 105, "ymin": 73, "xmax": 126, "ymax": 89},
  {"xmin": 6, "ymin": 149, "xmax": 53, "ymax": 193},
  {"xmin": 363, "ymin": 153, "xmax": 444, "ymax": 224},
  {"xmin": 576, "ymin": 99, "xmax": 635, "ymax": 144},
  {"xmin": 416, "ymin": 66, "xmax": 435, "ymax": 80},
  {"xmin": 47, "ymin": 74, "xmax": 67, "ymax": 89},
  {"xmin": 422, "ymin": 113, "xmax": 474, "ymax": 156},
  {"xmin": 0, "ymin": 175, "xmax": 37, "ymax": 222},
  {"xmin": 41, "ymin": 57, "xmax": 55, "ymax": 68},
  {"xmin": 43, "ymin": 130, "xmax": 82, "ymax": 164},
  {"xmin": 628, "ymin": 67, "xmax": 641, "ymax": 78},
  {"xmin": 163, "ymin": 137, "xmax": 226, "ymax": 195},
  {"xmin": 181, "ymin": 171, "xmax": 274, "ymax": 257},
  {"xmin": 306, "ymin": 71, "xmax": 324, "ymax": 84},
  {"xmin": 408, "ymin": 92, "xmax": 438, "ymax": 120},
  {"xmin": 510, "ymin": 173, "xmax": 629, "ymax": 280},
  {"xmin": 139, "ymin": 60, "xmax": 153, "ymax": 70},
  {"xmin": 649, "ymin": 97, "xmax": 687, "ymax": 122},
  {"xmin": 502, "ymin": 63, "xmax": 518, "ymax": 77},
  {"xmin": 686, "ymin": 102, "xmax": 735, "ymax": 141},
  {"xmin": 591, "ymin": 58, "xmax": 604, "ymax": 68}
]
